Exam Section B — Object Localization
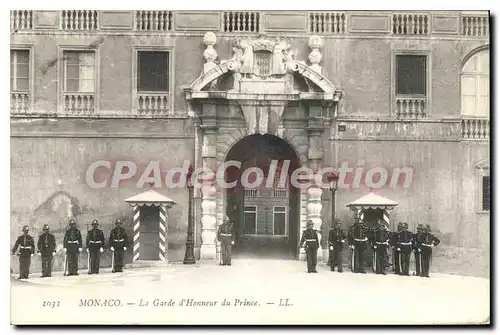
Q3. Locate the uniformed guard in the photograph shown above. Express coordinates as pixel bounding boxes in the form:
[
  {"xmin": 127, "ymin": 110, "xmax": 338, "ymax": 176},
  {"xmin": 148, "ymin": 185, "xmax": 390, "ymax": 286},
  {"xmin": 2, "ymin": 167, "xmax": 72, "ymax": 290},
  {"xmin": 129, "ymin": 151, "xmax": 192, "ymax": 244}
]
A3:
[
  {"xmin": 417, "ymin": 224, "xmax": 441, "ymax": 278},
  {"xmin": 217, "ymin": 215, "xmax": 235, "ymax": 266},
  {"xmin": 37, "ymin": 224, "xmax": 56, "ymax": 277},
  {"xmin": 328, "ymin": 219, "xmax": 346, "ymax": 273},
  {"xmin": 372, "ymin": 220, "xmax": 391, "ymax": 275},
  {"xmin": 395, "ymin": 222, "xmax": 413, "ymax": 276},
  {"xmin": 391, "ymin": 222, "xmax": 403, "ymax": 274},
  {"xmin": 86, "ymin": 219, "xmax": 105, "ymax": 274},
  {"xmin": 412, "ymin": 224, "xmax": 425, "ymax": 276},
  {"xmin": 63, "ymin": 219, "xmax": 83, "ymax": 276},
  {"xmin": 347, "ymin": 216, "xmax": 369, "ymax": 273},
  {"xmin": 109, "ymin": 219, "xmax": 128, "ymax": 272},
  {"xmin": 12, "ymin": 225, "xmax": 35, "ymax": 279},
  {"xmin": 299, "ymin": 220, "xmax": 319, "ymax": 273}
]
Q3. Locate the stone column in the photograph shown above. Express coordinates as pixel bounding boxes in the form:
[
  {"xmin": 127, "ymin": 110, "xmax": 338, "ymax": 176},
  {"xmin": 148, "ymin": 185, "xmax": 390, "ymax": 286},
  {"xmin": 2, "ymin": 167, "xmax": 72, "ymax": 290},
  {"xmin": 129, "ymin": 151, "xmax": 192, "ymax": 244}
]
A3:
[
  {"xmin": 306, "ymin": 105, "xmax": 325, "ymax": 262},
  {"xmin": 199, "ymin": 102, "xmax": 218, "ymax": 260}
]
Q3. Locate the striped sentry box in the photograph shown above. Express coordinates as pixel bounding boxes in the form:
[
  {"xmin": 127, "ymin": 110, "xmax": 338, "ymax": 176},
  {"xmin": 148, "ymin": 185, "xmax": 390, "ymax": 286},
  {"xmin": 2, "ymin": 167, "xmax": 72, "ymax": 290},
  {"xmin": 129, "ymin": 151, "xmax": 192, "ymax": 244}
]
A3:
[
  {"xmin": 383, "ymin": 209, "xmax": 390, "ymax": 226},
  {"xmin": 358, "ymin": 208, "xmax": 364, "ymax": 221},
  {"xmin": 132, "ymin": 205, "xmax": 140, "ymax": 261},
  {"xmin": 159, "ymin": 205, "xmax": 167, "ymax": 261}
]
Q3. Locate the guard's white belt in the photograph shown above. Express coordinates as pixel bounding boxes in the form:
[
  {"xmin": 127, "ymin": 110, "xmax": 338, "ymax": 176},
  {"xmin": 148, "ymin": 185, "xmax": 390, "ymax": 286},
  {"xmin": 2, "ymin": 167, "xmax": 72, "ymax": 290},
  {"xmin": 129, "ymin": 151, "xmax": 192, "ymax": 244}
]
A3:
[
  {"xmin": 355, "ymin": 238, "xmax": 368, "ymax": 241},
  {"xmin": 220, "ymin": 233, "xmax": 232, "ymax": 236},
  {"xmin": 67, "ymin": 241, "xmax": 79, "ymax": 244},
  {"xmin": 422, "ymin": 243, "xmax": 433, "ymax": 247},
  {"xmin": 20, "ymin": 246, "xmax": 31, "ymax": 249},
  {"xmin": 399, "ymin": 242, "xmax": 411, "ymax": 245},
  {"xmin": 89, "ymin": 241, "xmax": 101, "ymax": 244},
  {"xmin": 376, "ymin": 241, "xmax": 389, "ymax": 245},
  {"xmin": 305, "ymin": 239, "xmax": 317, "ymax": 241},
  {"xmin": 113, "ymin": 239, "xmax": 124, "ymax": 242}
]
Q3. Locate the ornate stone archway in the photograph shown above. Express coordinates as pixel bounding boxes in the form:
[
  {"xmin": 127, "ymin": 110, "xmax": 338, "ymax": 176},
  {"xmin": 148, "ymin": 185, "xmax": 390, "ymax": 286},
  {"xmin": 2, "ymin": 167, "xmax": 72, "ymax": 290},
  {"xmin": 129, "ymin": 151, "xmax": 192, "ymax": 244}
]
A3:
[{"xmin": 183, "ymin": 32, "xmax": 343, "ymax": 261}]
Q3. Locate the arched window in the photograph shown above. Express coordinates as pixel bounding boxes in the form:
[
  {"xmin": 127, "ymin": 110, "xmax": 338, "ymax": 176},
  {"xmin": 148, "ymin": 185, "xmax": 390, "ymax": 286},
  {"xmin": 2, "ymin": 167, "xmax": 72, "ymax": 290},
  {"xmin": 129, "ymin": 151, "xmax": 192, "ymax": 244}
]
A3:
[{"xmin": 461, "ymin": 49, "xmax": 489, "ymax": 117}]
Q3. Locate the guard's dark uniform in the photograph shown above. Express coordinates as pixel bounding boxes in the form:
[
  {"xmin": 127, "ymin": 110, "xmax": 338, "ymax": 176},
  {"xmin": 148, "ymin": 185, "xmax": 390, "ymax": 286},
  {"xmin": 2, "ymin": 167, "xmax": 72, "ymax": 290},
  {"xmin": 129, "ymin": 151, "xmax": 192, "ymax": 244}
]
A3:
[
  {"xmin": 109, "ymin": 221, "xmax": 128, "ymax": 272},
  {"xmin": 12, "ymin": 227, "xmax": 35, "ymax": 279},
  {"xmin": 391, "ymin": 222, "xmax": 403, "ymax": 274},
  {"xmin": 86, "ymin": 220, "xmax": 105, "ymax": 274},
  {"xmin": 415, "ymin": 225, "xmax": 440, "ymax": 277},
  {"xmin": 63, "ymin": 221, "xmax": 82, "ymax": 276},
  {"xmin": 217, "ymin": 219, "xmax": 235, "ymax": 266},
  {"xmin": 300, "ymin": 222, "xmax": 319, "ymax": 273},
  {"xmin": 328, "ymin": 225, "xmax": 346, "ymax": 272},
  {"xmin": 395, "ymin": 223, "xmax": 413, "ymax": 276},
  {"xmin": 412, "ymin": 224, "xmax": 425, "ymax": 276},
  {"xmin": 37, "ymin": 225, "xmax": 56, "ymax": 277},
  {"xmin": 348, "ymin": 220, "xmax": 368, "ymax": 273},
  {"xmin": 372, "ymin": 224, "xmax": 391, "ymax": 275}
]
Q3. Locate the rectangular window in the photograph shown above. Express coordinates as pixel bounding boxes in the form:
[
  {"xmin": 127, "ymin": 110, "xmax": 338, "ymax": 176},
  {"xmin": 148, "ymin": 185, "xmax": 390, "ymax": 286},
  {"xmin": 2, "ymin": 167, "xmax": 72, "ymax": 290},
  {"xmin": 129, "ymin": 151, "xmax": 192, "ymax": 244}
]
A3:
[
  {"xmin": 273, "ymin": 206, "xmax": 287, "ymax": 236},
  {"xmin": 137, "ymin": 51, "xmax": 169, "ymax": 92},
  {"xmin": 482, "ymin": 176, "xmax": 490, "ymax": 211},
  {"xmin": 63, "ymin": 51, "xmax": 95, "ymax": 93},
  {"xmin": 396, "ymin": 55, "xmax": 427, "ymax": 95},
  {"xmin": 10, "ymin": 50, "xmax": 29, "ymax": 92},
  {"xmin": 243, "ymin": 206, "xmax": 257, "ymax": 235}
]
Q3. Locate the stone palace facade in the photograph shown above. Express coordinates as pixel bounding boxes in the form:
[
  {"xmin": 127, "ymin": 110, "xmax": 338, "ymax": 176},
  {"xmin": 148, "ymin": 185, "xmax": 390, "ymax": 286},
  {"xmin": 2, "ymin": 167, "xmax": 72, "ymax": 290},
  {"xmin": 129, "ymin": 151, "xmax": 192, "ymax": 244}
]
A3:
[{"xmin": 10, "ymin": 10, "xmax": 490, "ymax": 276}]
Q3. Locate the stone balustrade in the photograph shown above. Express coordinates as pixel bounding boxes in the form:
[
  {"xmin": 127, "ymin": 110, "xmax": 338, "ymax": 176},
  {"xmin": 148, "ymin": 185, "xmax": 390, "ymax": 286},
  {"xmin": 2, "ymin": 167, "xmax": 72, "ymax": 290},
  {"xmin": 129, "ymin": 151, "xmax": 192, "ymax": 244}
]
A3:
[
  {"xmin": 11, "ymin": 92, "xmax": 30, "ymax": 114},
  {"xmin": 309, "ymin": 12, "xmax": 346, "ymax": 34},
  {"xmin": 61, "ymin": 10, "xmax": 99, "ymax": 31},
  {"xmin": 395, "ymin": 96, "xmax": 427, "ymax": 119},
  {"xmin": 461, "ymin": 118, "xmax": 489, "ymax": 140},
  {"xmin": 222, "ymin": 11, "xmax": 260, "ymax": 32},
  {"xmin": 63, "ymin": 93, "xmax": 95, "ymax": 114},
  {"xmin": 10, "ymin": 10, "xmax": 33, "ymax": 30},
  {"xmin": 136, "ymin": 11, "xmax": 173, "ymax": 31},
  {"xmin": 245, "ymin": 189, "xmax": 259, "ymax": 198},
  {"xmin": 392, "ymin": 13, "xmax": 429, "ymax": 35},
  {"xmin": 273, "ymin": 189, "xmax": 288, "ymax": 198},
  {"xmin": 461, "ymin": 15, "xmax": 489, "ymax": 36},
  {"xmin": 10, "ymin": 10, "xmax": 488, "ymax": 37},
  {"xmin": 136, "ymin": 93, "xmax": 170, "ymax": 115}
]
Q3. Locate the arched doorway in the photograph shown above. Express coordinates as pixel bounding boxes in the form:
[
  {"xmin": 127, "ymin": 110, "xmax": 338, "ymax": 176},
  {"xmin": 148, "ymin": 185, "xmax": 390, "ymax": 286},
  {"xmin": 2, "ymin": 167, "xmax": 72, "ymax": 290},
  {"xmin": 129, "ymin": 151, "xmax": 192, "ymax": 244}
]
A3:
[{"xmin": 224, "ymin": 134, "xmax": 301, "ymax": 259}]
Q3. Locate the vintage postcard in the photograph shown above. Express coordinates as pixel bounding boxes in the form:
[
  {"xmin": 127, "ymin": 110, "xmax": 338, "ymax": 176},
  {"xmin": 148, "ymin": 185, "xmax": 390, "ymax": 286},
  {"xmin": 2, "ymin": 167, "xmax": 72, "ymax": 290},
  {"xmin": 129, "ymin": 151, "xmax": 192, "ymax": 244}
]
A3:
[{"xmin": 9, "ymin": 8, "xmax": 490, "ymax": 325}]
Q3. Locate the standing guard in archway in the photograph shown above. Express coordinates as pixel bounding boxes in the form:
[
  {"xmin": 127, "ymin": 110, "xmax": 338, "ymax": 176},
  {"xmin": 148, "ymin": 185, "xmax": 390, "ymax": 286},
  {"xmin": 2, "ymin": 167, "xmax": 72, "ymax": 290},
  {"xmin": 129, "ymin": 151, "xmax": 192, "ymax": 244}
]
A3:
[
  {"xmin": 413, "ymin": 224, "xmax": 425, "ymax": 276},
  {"xmin": 395, "ymin": 222, "xmax": 413, "ymax": 276},
  {"xmin": 109, "ymin": 219, "xmax": 128, "ymax": 272},
  {"xmin": 418, "ymin": 224, "xmax": 441, "ymax": 278},
  {"xmin": 12, "ymin": 225, "xmax": 35, "ymax": 279},
  {"xmin": 391, "ymin": 222, "xmax": 403, "ymax": 274},
  {"xmin": 63, "ymin": 219, "xmax": 82, "ymax": 276},
  {"xmin": 348, "ymin": 216, "xmax": 368, "ymax": 274},
  {"xmin": 37, "ymin": 224, "xmax": 56, "ymax": 278},
  {"xmin": 372, "ymin": 220, "xmax": 391, "ymax": 275},
  {"xmin": 299, "ymin": 220, "xmax": 319, "ymax": 273},
  {"xmin": 328, "ymin": 219, "xmax": 346, "ymax": 273},
  {"xmin": 86, "ymin": 219, "xmax": 105, "ymax": 274},
  {"xmin": 217, "ymin": 215, "xmax": 235, "ymax": 266}
]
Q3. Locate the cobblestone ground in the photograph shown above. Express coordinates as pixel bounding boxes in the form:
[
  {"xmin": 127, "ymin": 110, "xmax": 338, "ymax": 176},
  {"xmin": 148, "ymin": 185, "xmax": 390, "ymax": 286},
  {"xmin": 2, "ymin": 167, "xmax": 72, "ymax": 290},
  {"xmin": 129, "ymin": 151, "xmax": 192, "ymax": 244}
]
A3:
[{"xmin": 10, "ymin": 259, "xmax": 490, "ymax": 325}]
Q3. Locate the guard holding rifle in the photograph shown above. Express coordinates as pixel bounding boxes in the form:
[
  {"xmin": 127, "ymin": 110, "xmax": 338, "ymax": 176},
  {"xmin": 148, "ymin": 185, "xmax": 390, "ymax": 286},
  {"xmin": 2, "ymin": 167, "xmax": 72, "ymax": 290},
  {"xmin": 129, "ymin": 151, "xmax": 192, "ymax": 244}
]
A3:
[
  {"xmin": 12, "ymin": 225, "xmax": 35, "ymax": 279},
  {"xmin": 328, "ymin": 219, "xmax": 346, "ymax": 273},
  {"xmin": 299, "ymin": 220, "xmax": 319, "ymax": 273},
  {"xmin": 217, "ymin": 215, "xmax": 235, "ymax": 266},
  {"xmin": 413, "ymin": 224, "xmax": 425, "ymax": 276},
  {"xmin": 372, "ymin": 220, "xmax": 391, "ymax": 275},
  {"xmin": 63, "ymin": 219, "xmax": 82, "ymax": 276},
  {"xmin": 37, "ymin": 224, "xmax": 56, "ymax": 277},
  {"xmin": 395, "ymin": 222, "xmax": 413, "ymax": 276},
  {"xmin": 348, "ymin": 215, "xmax": 368, "ymax": 274},
  {"xmin": 109, "ymin": 219, "xmax": 128, "ymax": 273},
  {"xmin": 415, "ymin": 224, "xmax": 440, "ymax": 278},
  {"xmin": 86, "ymin": 219, "xmax": 105, "ymax": 274}
]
